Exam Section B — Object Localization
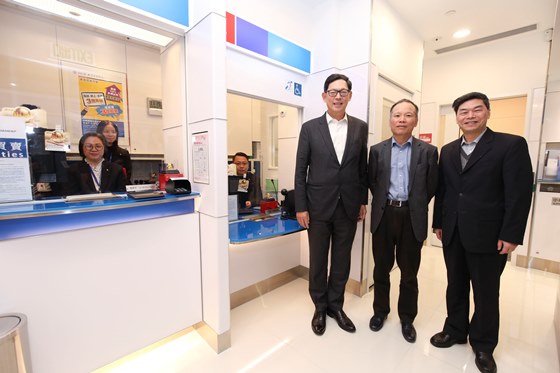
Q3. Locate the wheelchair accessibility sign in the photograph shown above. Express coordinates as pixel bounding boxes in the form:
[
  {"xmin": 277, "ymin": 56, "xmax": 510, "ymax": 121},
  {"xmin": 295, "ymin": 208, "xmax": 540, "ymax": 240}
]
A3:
[{"xmin": 285, "ymin": 81, "xmax": 302, "ymax": 97}]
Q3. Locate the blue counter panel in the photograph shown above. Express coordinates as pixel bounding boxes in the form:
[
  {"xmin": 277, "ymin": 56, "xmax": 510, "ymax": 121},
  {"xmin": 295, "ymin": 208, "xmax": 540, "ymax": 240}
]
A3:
[
  {"xmin": 0, "ymin": 194, "xmax": 197, "ymax": 241},
  {"xmin": 229, "ymin": 215, "xmax": 303, "ymax": 244}
]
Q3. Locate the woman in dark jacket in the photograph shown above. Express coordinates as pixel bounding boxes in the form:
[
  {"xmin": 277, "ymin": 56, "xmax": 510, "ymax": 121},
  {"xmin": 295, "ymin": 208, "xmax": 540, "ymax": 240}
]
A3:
[
  {"xmin": 63, "ymin": 132, "xmax": 127, "ymax": 195},
  {"xmin": 96, "ymin": 120, "xmax": 132, "ymax": 184}
]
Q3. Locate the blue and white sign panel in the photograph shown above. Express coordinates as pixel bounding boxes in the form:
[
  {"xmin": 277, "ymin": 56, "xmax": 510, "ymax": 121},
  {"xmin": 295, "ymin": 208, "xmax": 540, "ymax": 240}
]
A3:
[
  {"xmin": 0, "ymin": 117, "xmax": 32, "ymax": 203},
  {"xmin": 117, "ymin": 0, "xmax": 189, "ymax": 27}
]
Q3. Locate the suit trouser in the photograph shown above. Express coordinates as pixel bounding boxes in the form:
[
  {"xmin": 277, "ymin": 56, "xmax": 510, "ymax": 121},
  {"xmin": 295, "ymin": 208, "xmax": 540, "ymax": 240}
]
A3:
[
  {"xmin": 372, "ymin": 205, "xmax": 422, "ymax": 323},
  {"xmin": 308, "ymin": 199, "xmax": 358, "ymax": 312},
  {"xmin": 443, "ymin": 229, "xmax": 507, "ymax": 353}
]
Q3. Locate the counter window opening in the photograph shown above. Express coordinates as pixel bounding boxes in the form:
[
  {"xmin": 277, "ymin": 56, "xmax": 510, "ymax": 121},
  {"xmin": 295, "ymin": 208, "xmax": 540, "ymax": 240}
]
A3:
[
  {"xmin": 0, "ymin": 5, "xmax": 171, "ymax": 201},
  {"xmin": 226, "ymin": 92, "xmax": 300, "ymax": 213}
]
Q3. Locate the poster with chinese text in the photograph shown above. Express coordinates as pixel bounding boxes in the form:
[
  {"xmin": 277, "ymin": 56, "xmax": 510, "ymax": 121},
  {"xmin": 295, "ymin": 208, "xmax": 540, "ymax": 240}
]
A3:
[{"xmin": 78, "ymin": 75, "xmax": 128, "ymax": 139}]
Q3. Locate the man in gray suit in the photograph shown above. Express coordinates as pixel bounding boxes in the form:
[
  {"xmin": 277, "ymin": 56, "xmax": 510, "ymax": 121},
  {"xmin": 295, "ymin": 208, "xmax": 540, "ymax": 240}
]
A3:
[
  {"xmin": 295, "ymin": 73, "xmax": 368, "ymax": 335},
  {"xmin": 368, "ymin": 99, "xmax": 438, "ymax": 343}
]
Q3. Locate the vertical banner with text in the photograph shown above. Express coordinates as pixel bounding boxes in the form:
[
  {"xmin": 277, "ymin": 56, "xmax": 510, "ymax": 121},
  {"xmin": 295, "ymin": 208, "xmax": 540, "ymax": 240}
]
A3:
[{"xmin": 0, "ymin": 117, "xmax": 33, "ymax": 203}]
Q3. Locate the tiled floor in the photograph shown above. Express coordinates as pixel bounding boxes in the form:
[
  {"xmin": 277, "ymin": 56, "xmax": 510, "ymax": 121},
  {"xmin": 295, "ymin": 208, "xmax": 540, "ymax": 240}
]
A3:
[{"xmin": 105, "ymin": 246, "xmax": 559, "ymax": 373}]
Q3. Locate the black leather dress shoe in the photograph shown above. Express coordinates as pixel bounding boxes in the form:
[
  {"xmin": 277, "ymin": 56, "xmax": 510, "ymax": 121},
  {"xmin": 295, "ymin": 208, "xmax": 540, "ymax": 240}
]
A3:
[
  {"xmin": 430, "ymin": 331, "xmax": 468, "ymax": 348},
  {"xmin": 326, "ymin": 309, "xmax": 356, "ymax": 332},
  {"xmin": 475, "ymin": 351, "xmax": 497, "ymax": 373},
  {"xmin": 369, "ymin": 315, "xmax": 387, "ymax": 331},
  {"xmin": 401, "ymin": 322, "xmax": 416, "ymax": 343},
  {"xmin": 311, "ymin": 310, "xmax": 326, "ymax": 335}
]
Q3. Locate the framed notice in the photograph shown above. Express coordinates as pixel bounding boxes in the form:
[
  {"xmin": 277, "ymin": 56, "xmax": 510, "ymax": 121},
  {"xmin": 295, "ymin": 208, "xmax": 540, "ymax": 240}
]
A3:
[
  {"xmin": 192, "ymin": 132, "xmax": 209, "ymax": 184},
  {"xmin": 0, "ymin": 117, "xmax": 33, "ymax": 203}
]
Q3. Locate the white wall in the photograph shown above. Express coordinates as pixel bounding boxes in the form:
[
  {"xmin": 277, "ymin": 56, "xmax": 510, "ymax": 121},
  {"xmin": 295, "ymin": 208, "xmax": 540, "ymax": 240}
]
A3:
[
  {"xmin": 371, "ymin": 0, "xmax": 424, "ymax": 93},
  {"xmin": 422, "ymin": 32, "xmax": 550, "ymax": 106}
]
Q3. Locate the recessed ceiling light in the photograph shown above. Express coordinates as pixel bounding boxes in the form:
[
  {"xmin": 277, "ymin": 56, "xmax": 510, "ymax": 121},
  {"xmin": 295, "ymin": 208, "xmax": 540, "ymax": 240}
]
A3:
[
  {"xmin": 10, "ymin": 83, "xmax": 17, "ymax": 87},
  {"xmin": 453, "ymin": 29, "xmax": 471, "ymax": 39},
  {"xmin": 12, "ymin": 0, "xmax": 173, "ymax": 47}
]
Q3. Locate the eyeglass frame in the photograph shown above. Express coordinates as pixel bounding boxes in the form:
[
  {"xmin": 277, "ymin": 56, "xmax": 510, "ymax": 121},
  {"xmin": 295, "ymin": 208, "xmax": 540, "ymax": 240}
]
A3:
[
  {"xmin": 325, "ymin": 89, "xmax": 350, "ymax": 97},
  {"xmin": 84, "ymin": 144, "xmax": 104, "ymax": 150}
]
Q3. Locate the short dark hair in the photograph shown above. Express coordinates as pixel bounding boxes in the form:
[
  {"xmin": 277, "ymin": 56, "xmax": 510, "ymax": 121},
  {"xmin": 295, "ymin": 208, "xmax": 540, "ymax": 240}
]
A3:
[
  {"xmin": 96, "ymin": 120, "xmax": 119, "ymax": 146},
  {"xmin": 233, "ymin": 152, "xmax": 249, "ymax": 162},
  {"xmin": 390, "ymin": 99, "xmax": 418, "ymax": 115},
  {"xmin": 78, "ymin": 132, "xmax": 107, "ymax": 159},
  {"xmin": 452, "ymin": 92, "xmax": 490, "ymax": 113},
  {"xmin": 323, "ymin": 74, "xmax": 352, "ymax": 92}
]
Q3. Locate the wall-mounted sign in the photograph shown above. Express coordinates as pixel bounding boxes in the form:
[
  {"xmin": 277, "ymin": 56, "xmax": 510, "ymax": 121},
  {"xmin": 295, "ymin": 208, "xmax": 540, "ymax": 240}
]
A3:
[
  {"xmin": 285, "ymin": 81, "xmax": 303, "ymax": 97},
  {"xmin": 192, "ymin": 132, "xmax": 209, "ymax": 184},
  {"xmin": 419, "ymin": 133, "xmax": 432, "ymax": 144},
  {"xmin": 79, "ymin": 75, "xmax": 128, "ymax": 137},
  {"xmin": 0, "ymin": 117, "xmax": 32, "ymax": 203},
  {"xmin": 226, "ymin": 12, "xmax": 311, "ymax": 74}
]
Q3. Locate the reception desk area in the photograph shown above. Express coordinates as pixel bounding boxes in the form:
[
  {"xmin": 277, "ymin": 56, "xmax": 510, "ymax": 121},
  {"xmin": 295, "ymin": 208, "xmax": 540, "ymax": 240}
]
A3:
[
  {"xmin": 0, "ymin": 194, "xmax": 202, "ymax": 373},
  {"xmin": 228, "ymin": 211, "xmax": 305, "ymax": 308}
]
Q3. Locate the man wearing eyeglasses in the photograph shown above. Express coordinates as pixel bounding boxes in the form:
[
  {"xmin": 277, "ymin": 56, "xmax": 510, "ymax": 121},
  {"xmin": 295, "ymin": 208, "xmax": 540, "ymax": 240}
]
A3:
[{"xmin": 295, "ymin": 74, "xmax": 368, "ymax": 335}]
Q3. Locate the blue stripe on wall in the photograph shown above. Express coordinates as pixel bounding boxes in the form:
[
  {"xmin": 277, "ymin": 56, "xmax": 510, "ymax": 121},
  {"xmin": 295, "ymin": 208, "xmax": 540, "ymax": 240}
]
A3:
[
  {"xmin": 118, "ymin": 0, "xmax": 188, "ymax": 27},
  {"xmin": 236, "ymin": 17, "xmax": 268, "ymax": 57},
  {"xmin": 268, "ymin": 33, "xmax": 311, "ymax": 73}
]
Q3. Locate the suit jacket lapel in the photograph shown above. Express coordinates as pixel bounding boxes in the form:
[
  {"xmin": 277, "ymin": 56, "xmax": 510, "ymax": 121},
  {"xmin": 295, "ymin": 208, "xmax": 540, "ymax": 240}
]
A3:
[
  {"xmin": 340, "ymin": 116, "xmax": 357, "ymax": 166},
  {"xmin": 381, "ymin": 139, "xmax": 392, "ymax": 191},
  {"xmin": 450, "ymin": 141, "xmax": 463, "ymax": 175},
  {"xmin": 462, "ymin": 128, "xmax": 494, "ymax": 173},
  {"xmin": 408, "ymin": 138, "xmax": 421, "ymax": 192},
  {"xmin": 81, "ymin": 162, "xmax": 96, "ymax": 192},
  {"xmin": 318, "ymin": 114, "xmax": 340, "ymax": 165},
  {"xmin": 100, "ymin": 164, "xmax": 110, "ymax": 192}
]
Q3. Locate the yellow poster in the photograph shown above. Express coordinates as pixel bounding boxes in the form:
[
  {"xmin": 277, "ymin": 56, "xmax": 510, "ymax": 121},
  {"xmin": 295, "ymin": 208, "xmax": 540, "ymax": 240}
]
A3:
[{"xmin": 78, "ymin": 75, "xmax": 127, "ymax": 137}]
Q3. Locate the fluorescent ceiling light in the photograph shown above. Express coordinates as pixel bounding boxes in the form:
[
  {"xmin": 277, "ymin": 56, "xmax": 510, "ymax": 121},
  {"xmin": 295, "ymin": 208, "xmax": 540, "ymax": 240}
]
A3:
[
  {"xmin": 453, "ymin": 29, "xmax": 471, "ymax": 39},
  {"xmin": 12, "ymin": 0, "xmax": 173, "ymax": 47}
]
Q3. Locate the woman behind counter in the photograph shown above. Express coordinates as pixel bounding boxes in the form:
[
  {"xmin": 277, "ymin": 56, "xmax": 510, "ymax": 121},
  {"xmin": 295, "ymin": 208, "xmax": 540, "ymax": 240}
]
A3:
[
  {"xmin": 96, "ymin": 120, "xmax": 132, "ymax": 184},
  {"xmin": 63, "ymin": 133, "xmax": 127, "ymax": 195}
]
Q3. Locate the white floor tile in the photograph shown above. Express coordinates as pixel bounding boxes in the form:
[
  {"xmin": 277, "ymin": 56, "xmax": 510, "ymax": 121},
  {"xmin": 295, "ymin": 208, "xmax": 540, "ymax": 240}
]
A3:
[{"xmin": 103, "ymin": 246, "xmax": 560, "ymax": 373}]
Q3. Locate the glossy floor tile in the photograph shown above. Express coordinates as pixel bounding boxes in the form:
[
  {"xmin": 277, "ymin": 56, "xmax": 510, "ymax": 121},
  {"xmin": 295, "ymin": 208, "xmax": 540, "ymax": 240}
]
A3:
[{"xmin": 105, "ymin": 246, "xmax": 559, "ymax": 373}]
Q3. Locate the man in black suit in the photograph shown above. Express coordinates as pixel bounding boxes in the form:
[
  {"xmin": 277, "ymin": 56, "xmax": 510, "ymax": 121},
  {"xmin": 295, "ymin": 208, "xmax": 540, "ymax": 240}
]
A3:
[
  {"xmin": 368, "ymin": 99, "xmax": 438, "ymax": 343},
  {"xmin": 295, "ymin": 74, "xmax": 368, "ymax": 335},
  {"xmin": 430, "ymin": 92, "xmax": 533, "ymax": 373}
]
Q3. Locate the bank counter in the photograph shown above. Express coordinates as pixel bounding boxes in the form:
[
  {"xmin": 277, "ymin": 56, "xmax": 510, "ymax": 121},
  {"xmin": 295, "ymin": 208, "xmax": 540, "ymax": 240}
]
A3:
[
  {"xmin": 0, "ymin": 193, "xmax": 202, "ymax": 373},
  {"xmin": 228, "ymin": 211, "xmax": 305, "ymax": 308}
]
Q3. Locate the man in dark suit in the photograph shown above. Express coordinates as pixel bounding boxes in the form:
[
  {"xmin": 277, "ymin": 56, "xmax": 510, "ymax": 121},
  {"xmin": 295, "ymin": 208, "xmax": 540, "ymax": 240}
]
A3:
[
  {"xmin": 295, "ymin": 73, "xmax": 368, "ymax": 335},
  {"xmin": 368, "ymin": 99, "xmax": 438, "ymax": 343},
  {"xmin": 430, "ymin": 92, "xmax": 533, "ymax": 373}
]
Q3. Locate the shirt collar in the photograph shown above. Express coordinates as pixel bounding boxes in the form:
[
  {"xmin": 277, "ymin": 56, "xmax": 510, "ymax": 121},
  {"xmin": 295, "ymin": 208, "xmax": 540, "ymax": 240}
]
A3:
[
  {"xmin": 391, "ymin": 136, "xmax": 413, "ymax": 147},
  {"xmin": 461, "ymin": 128, "xmax": 487, "ymax": 146},
  {"xmin": 326, "ymin": 112, "xmax": 348, "ymax": 124}
]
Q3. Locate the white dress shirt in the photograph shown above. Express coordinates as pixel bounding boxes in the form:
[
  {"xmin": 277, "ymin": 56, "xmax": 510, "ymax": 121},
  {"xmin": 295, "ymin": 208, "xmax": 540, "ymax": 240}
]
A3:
[{"xmin": 326, "ymin": 112, "xmax": 348, "ymax": 164}]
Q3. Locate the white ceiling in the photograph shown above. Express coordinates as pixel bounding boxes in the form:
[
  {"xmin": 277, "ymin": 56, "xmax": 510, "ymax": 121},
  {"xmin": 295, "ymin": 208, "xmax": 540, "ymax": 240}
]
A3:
[{"xmin": 386, "ymin": 0, "xmax": 558, "ymax": 56}]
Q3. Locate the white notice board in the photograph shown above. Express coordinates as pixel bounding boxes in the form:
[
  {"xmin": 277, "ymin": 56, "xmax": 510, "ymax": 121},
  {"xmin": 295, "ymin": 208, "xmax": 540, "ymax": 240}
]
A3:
[
  {"xmin": 192, "ymin": 131, "xmax": 209, "ymax": 184},
  {"xmin": 0, "ymin": 117, "xmax": 33, "ymax": 203}
]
